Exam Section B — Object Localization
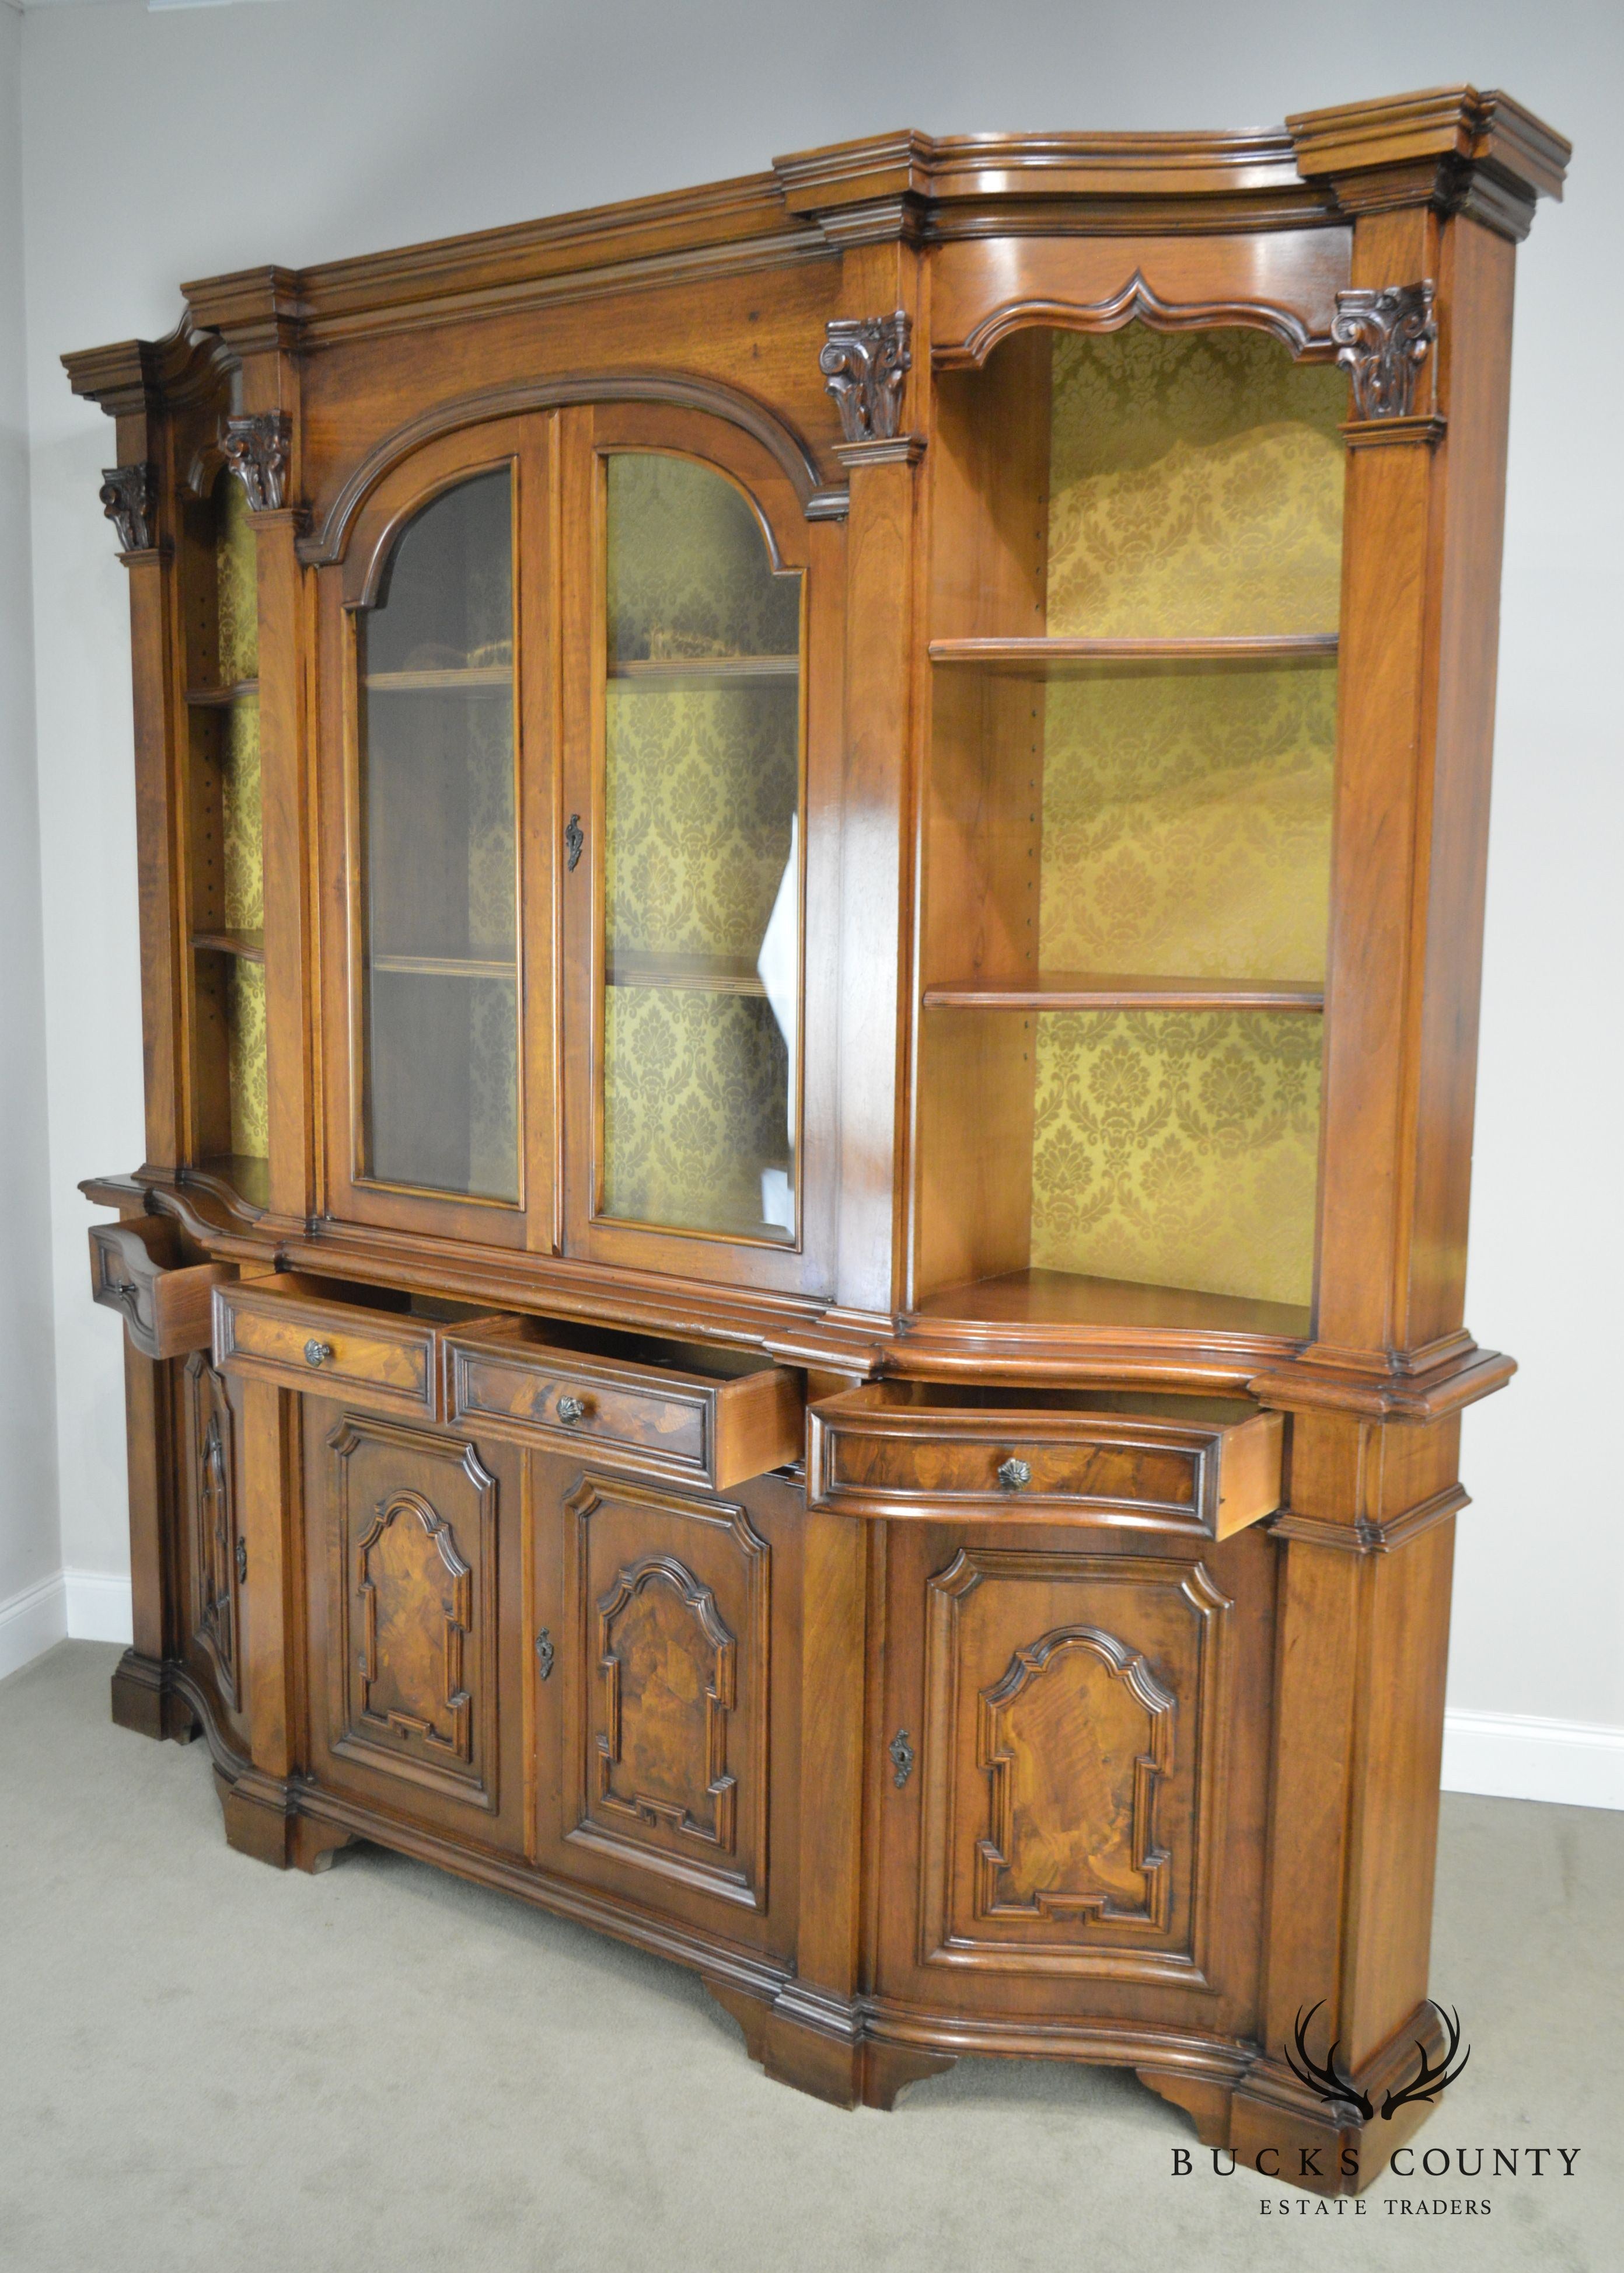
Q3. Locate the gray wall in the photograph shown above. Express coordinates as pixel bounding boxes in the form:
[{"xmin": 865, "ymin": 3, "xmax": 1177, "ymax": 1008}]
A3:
[
  {"xmin": 0, "ymin": 0, "xmax": 62, "ymax": 1649},
  {"xmin": 10, "ymin": 0, "xmax": 1621, "ymax": 1757}
]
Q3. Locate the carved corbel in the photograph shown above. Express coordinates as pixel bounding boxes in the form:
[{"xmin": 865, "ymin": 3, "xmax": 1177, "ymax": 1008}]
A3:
[
  {"xmin": 819, "ymin": 311, "xmax": 912, "ymax": 442},
  {"xmin": 99, "ymin": 462, "xmax": 159, "ymax": 553},
  {"xmin": 1331, "ymin": 281, "xmax": 1437, "ymax": 419},
  {"xmin": 221, "ymin": 410, "xmax": 292, "ymax": 511}
]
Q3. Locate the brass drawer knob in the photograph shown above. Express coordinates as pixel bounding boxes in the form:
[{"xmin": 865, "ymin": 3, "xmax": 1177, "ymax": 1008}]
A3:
[
  {"xmin": 304, "ymin": 1338, "xmax": 334, "ymax": 1368},
  {"xmin": 997, "ymin": 1456, "xmax": 1032, "ymax": 1492},
  {"xmin": 557, "ymin": 1393, "xmax": 588, "ymax": 1424}
]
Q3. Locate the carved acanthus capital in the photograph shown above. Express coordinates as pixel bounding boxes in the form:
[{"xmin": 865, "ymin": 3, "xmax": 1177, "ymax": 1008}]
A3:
[
  {"xmin": 221, "ymin": 410, "xmax": 292, "ymax": 512},
  {"xmin": 99, "ymin": 462, "xmax": 158, "ymax": 553},
  {"xmin": 1332, "ymin": 281, "xmax": 1437, "ymax": 420},
  {"xmin": 819, "ymin": 311, "xmax": 911, "ymax": 442}
]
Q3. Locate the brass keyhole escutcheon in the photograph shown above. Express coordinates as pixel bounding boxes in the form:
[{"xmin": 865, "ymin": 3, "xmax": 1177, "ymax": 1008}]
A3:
[
  {"xmin": 536, "ymin": 1629, "xmax": 555, "ymax": 1681},
  {"xmin": 564, "ymin": 813, "xmax": 585, "ymax": 871},
  {"xmin": 888, "ymin": 1728, "xmax": 915, "ymax": 1787}
]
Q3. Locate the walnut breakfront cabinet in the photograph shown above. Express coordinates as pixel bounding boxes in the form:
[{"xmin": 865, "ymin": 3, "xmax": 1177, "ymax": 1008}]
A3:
[{"xmin": 71, "ymin": 86, "xmax": 1566, "ymax": 2194}]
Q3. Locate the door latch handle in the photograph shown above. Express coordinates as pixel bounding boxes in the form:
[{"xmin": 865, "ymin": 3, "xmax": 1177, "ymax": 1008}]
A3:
[{"xmin": 564, "ymin": 813, "xmax": 584, "ymax": 871}]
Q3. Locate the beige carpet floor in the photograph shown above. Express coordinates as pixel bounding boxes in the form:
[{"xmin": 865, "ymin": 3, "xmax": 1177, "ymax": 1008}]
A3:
[{"xmin": 1, "ymin": 1641, "xmax": 1619, "ymax": 2273}]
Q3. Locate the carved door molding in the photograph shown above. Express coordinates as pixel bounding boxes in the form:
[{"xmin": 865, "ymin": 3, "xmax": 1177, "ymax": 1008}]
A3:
[
  {"xmin": 920, "ymin": 1547, "xmax": 1231, "ymax": 1985},
  {"xmin": 563, "ymin": 1473, "xmax": 770, "ymax": 1909},
  {"xmin": 328, "ymin": 1416, "xmax": 500, "ymax": 1810},
  {"xmin": 184, "ymin": 1352, "xmax": 242, "ymax": 1713},
  {"xmin": 975, "ymin": 1624, "xmax": 1176, "ymax": 1930}
]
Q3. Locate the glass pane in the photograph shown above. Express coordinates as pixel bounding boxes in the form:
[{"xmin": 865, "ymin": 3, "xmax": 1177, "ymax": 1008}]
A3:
[
  {"xmin": 1029, "ymin": 1008, "xmax": 1322, "ymax": 1305},
  {"xmin": 359, "ymin": 469, "xmax": 519, "ymax": 1201},
  {"xmin": 1047, "ymin": 329, "xmax": 1346, "ymax": 637},
  {"xmin": 600, "ymin": 455, "xmax": 802, "ymax": 1240}
]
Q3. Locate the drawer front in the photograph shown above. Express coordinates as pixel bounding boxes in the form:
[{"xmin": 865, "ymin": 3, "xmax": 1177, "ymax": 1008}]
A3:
[
  {"xmin": 809, "ymin": 1399, "xmax": 1281, "ymax": 1536},
  {"xmin": 450, "ymin": 1341, "xmax": 710, "ymax": 1478},
  {"xmin": 215, "ymin": 1284, "xmax": 435, "ymax": 1417},
  {"xmin": 89, "ymin": 1218, "xmax": 232, "ymax": 1360},
  {"xmin": 447, "ymin": 1333, "xmax": 804, "ymax": 1490}
]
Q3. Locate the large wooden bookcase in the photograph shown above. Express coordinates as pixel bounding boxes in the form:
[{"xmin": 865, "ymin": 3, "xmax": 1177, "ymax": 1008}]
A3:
[{"xmin": 71, "ymin": 85, "xmax": 1566, "ymax": 2193}]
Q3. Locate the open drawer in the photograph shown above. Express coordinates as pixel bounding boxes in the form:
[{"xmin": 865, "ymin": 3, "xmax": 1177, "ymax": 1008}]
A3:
[
  {"xmin": 212, "ymin": 1273, "xmax": 505, "ymax": 1421},
  {"xmin": 89, "ymin": 1216, "xmax": 234, "ymax": 1359},
  {"xmin": 444, "ymin": 1317, "xmax": 804, "ymax": 1491},
  {"xmin": 807, "ymin": 1380, "xmax": 1283, "ymax": 1539}
]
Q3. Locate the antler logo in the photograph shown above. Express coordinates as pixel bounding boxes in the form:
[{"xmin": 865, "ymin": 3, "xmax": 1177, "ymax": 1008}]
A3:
[{"xmin": 1284, "ymin": 2000, "xmax": 1471, "ymax": 2122}]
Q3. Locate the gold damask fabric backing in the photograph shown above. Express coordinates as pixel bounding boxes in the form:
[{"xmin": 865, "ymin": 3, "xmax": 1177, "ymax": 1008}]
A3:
[
  {"xmin": 607, "ymin": 455, "xmax": 799, "ymax": 663},
  {"xmin": 602, "ymin": 988, "xmax": 790, "ymax": 1236},
  {"xmin": 604, "ymin": 682, "xmax": 797, "ymax": 958},
  {"xmin": 216, "ymin": 475, "xmax": 258, "ymax": 684},
  {"xmin": 1047, "ymin": 329, "xmax": 1346, "ymax": 637},
  {"xmin": 1039, "ymin": 661, "xmax": 1336, "ymax": 979},
  {"xmin": 226, "ymin": 960, "xmax": 269, "ymax": 1161},
  {"xmin": 600, "ymin": 453, "xmax": 800, "ymax": 1236},
  {"xmin": 222, "ymin": 695, "xmax": 264, "ymax": 933},
  {"xmin": 1029, "ymin": 1010, "xmax": 1320, "ymax": 1305},
  {"xmin": 216, "ymin": 476, "xmax": 266, "ymax": 1166}
]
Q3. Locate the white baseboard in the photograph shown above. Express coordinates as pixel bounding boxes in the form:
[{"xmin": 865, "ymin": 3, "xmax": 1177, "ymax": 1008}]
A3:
[
  {"xmin": 63, "ymin": 1569, "xmax": 134, "ymax": 1646},
  {"xmin": 0, "ymin": 1571, "xmax": 68, "ymax": 1681},
  {"xmin": 1442, "ymin": 1707, "xmax": 1624, "ymax": 1811}
]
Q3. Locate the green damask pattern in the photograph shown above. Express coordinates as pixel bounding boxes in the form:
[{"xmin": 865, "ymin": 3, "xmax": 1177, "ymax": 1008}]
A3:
[
  {"xmin": 215, "ymin": 475, "xmax": 266, "ymax": 1171},
  {"xmin": 1029, "ymin": 1010, "xmax": 1321, "ymax": 1305},
  {"xmin": 602, "ymin": 987, "xmax": 791, "ymax": 1237},
  {"xmin": 222, "ymin": 694, "xmax": 264, "ymax": 932},
  {"xmin": 607, "ymin": 455, "xmax": 799, "ymax": 662},
  {"xmin": 467, "ymin": 978, "xmax": 519, "ymax": 1201},
  {"xmin": 1040, "ymin": 662, "xmax": 1336, "ymax": 979},
  {"xmin": 600, "ymin": 454, "xmax": 801, "ymax": 1239},
  {"xmin": 1047, "ymin": 329, "xmax": 1346, "ymax": 637},
  {"xmin": 226, "ymin": 959, "xmax": 268, "ymax": 1160},
  {"xmin": 605, "ymin": 681, "xmax": 797, "ymax": 958},
  {"xmin": 216, "ymin": 474, "xmax": 259, "ymax": 684}
]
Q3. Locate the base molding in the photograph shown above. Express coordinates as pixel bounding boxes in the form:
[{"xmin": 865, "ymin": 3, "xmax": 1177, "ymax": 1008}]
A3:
[
  {"xmin": 0, "ymin": 1571, "xmax": 67, "ymax": 1681},
  {"xmin": 1441, "ymin": 1706, "xmax": 1624, "ymax": 1810}
]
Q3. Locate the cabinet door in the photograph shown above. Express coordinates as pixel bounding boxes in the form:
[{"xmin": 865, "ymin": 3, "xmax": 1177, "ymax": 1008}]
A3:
[
  {"xmin": 170, "ymin": 1350, "xmax": 252, "ymax": 1754},
  {"xmin": 530, "ymin": 1451, "xmax": 801, "ymax": 1961},
  {"xmin": 319, "ymin": 415, "xmax": 558, "ymax": 1251},
  {"xmin": 559, "ymin": 402, "xmax": 840, "ymax": 1296},
  {"xmin": 302, "ymin": 1396, "xmax": 526, "ymax": 1852},
  {"xmin": 873, "ymin": 1521, "xmax": 1272, "ymax": 2030}
]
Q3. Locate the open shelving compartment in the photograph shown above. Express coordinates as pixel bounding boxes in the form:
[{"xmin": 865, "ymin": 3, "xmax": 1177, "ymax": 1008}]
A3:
[
  {"xmin": 913, "ymin": 321, "xmax": 1348, "ymax": 1338},
  {"xmin": 182, "ymin": 469, "xmax": 268, "ymax": 1213}
]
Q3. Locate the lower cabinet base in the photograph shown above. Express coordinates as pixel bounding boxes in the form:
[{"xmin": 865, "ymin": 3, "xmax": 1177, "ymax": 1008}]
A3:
[
  {"xmin": 110, "ymin": 1647, "xmax": 202, "ymax": 1746},
  {"xmin": 134, "ymin": 1667, "xmax": 1442, "ymax": 2202}
]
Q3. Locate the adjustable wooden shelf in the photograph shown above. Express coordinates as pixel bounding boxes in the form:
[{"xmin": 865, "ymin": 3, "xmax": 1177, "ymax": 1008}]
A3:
[{"xmin": 68, "ymin": 83, "xmax": 1565, "ymax": 2195}]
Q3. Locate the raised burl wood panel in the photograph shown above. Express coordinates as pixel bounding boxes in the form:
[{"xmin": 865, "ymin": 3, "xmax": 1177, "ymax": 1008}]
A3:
[
  {"xmin": 327, "ymin": 1416, "xmax": 499, "ymax": 1809},
  {"xmin": 184, "ymin": 1352, "xmax": 243, "ymax": 1713},
  {"xmin": 920, "ymin": 1546, "xmax": 1230, "ymax": 1983},
  {"xmin": 564, "ymin": 1473, "xmax": 769, "ymax": 1908},
  {"xmin": 596, "ymin": 1557, "xmax": 738, "ymax": 1851},
  {"xmin": 976, "ymin": 1623, "xmax": 1175, "ymax": 1929}
]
